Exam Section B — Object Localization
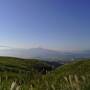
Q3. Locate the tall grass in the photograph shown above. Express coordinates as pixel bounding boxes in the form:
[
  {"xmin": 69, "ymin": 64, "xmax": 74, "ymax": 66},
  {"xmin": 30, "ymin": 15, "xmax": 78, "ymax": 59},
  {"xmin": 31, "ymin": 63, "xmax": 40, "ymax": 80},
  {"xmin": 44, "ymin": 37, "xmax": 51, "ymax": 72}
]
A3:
[{"xmin": 0, "ymin": 73, "xmax": 89, "ymax": 90}]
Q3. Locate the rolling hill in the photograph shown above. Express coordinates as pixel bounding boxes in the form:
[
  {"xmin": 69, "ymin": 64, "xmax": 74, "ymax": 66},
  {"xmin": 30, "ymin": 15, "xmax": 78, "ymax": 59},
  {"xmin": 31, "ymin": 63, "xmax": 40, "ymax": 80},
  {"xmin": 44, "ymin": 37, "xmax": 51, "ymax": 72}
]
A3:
[
  {"xmin": 0, "ymin": 57, "xmax": 52, "ymax": 82},
  {"xmin": 0, "ymin": 57, "xmax": 89, "ymax": 89},
  {"xmin": 33, "ymin": 60, "xmax": 90, "ymax": 90}
]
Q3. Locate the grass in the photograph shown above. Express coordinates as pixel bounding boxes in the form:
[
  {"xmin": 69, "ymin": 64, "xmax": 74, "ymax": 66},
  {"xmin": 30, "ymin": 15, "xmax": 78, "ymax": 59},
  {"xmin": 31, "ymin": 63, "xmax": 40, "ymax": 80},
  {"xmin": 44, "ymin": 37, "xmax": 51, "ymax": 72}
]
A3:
[
  {"xmin": 0, "ymin": 56, "xmax": 52, "ymax": 89},
  {"xmin": 33, "ymin": 60, "xmax": 90, "ymax": 90},
  {"xmin": 0, "ymin": 56, "xmax": 90, "ymax": 90}
]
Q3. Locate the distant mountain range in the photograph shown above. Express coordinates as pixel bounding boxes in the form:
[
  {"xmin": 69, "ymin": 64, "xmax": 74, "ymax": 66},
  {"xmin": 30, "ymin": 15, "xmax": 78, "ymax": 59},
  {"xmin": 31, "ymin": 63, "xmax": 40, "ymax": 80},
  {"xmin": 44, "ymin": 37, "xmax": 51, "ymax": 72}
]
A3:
[{"xmin": 0, "ymin": 48, "xmax": 90, "ymax": 60}]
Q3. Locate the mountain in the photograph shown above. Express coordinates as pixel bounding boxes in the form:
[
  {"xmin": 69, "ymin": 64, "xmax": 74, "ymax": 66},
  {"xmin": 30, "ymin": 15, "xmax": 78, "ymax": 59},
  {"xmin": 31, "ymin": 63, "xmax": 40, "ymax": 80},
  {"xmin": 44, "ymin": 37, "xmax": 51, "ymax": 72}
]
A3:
[
  {"xmin": 0, "ymin": 48, "xmax": 90, "ymax": 60},
  {"xmin": 0, "ymin": 48, "xmax": 65, "ymax": 59}
]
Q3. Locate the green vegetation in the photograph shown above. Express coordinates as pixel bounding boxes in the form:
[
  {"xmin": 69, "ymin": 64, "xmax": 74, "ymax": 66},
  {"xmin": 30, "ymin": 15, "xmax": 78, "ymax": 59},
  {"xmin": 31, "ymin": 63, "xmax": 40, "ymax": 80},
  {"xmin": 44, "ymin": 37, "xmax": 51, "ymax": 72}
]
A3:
[
  {"xmin": 0, "ymin": 56, "xmax": 90, "ymax": 90},
  {"xmin": 0, "ymin": 56, "xmax": 51, "ymax": 89},
  {"xmin": 43, "ymin": 60, "xmax": 90, "ymax": 90}
]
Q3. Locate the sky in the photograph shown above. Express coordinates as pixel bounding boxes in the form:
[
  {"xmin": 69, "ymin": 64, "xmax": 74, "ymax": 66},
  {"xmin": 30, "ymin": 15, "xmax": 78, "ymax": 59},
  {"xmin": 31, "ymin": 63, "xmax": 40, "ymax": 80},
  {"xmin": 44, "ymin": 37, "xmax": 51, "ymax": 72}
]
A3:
[{"xmin": 0, "ymin": 0, "xmax": 90, "ymax": 51}]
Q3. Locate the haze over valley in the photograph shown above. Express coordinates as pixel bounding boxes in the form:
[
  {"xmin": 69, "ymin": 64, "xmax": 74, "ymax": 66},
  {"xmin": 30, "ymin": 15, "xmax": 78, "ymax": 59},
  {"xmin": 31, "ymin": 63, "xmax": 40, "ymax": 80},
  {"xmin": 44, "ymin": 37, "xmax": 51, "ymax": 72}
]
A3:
[{"xmin": 0, "ymin": 47, "xmax": 90, "ymax": 61}]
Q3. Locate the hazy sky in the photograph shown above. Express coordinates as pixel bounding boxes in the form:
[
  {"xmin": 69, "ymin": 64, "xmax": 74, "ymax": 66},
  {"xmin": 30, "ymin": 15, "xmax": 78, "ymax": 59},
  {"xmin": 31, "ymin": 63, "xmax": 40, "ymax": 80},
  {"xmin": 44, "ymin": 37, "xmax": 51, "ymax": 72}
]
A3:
[{"xmin": 0, "ymin": 0, "xmax": 90, "ymax": 51}]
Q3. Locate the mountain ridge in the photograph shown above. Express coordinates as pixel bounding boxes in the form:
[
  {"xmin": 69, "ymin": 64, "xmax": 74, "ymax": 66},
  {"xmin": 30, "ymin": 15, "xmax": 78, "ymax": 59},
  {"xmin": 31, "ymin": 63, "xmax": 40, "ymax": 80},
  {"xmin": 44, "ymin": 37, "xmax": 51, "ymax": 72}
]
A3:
[{"xmin": 0, "ymin": 48, "xmax": 90, "ymax": 60}]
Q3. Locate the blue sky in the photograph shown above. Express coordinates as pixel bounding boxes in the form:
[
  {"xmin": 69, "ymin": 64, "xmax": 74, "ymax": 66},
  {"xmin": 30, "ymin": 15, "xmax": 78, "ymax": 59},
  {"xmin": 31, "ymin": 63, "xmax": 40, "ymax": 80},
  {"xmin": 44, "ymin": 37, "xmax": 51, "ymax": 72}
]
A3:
[{"xmin": 0, "ymin": 0, "xmax": 90, "ymax": 51}]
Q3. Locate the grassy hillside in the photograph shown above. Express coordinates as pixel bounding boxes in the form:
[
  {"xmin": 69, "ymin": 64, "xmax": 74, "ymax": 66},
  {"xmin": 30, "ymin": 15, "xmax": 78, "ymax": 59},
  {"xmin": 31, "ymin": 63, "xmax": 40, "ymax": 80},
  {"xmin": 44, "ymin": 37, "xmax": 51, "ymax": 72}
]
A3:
[
  {"xmin": 0, "ymin": 56, "xmax": 51, "ymax": 75},
  {"xmin": 0, "ymin": 56, "xmax": 52, "ymax": 89},
  {"xmin": 0, "ymin": 57, "xmax": 90, "ymax": 90},
  {"xmin": 33, "ymin": 60, "xmax": 90, "ymax": 90}
]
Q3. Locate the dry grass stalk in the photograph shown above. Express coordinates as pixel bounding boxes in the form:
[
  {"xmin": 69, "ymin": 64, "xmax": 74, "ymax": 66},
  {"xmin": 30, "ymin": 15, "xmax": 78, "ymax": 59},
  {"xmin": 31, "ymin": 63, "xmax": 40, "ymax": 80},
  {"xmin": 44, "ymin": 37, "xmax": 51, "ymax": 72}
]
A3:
[
  {"xmin": 10, "ymin": 81, "xmax": 17, "ymax": 90},
  {"xmin": 16, "ymin": 85, "xmax": 21, "ymax": 90},
  {"xmin": 51, "ymin": 84, "xmax": 55, "ymax": 90}
]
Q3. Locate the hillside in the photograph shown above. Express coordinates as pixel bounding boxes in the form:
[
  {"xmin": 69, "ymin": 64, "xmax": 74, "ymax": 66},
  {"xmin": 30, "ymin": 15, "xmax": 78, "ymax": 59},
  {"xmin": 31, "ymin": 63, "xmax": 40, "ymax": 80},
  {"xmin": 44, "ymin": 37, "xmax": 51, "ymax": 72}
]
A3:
[
  {"xmin": 0, "ymin": 57, "xmax": 90, "ymax": 90},
  {"xmin": 0, "ymin": 57, "xmax": 52, "ymax": 89},
  {"xmin": 34, "ymin": 60, "xmax": 90, "ymax": 90},
  {"xmin": 0, "ymin": 56, "xmax": 52, "ymax": 72},
  {"xmin": 53, "ymin": 60, "xmax": 90, "ymax": 76}
]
